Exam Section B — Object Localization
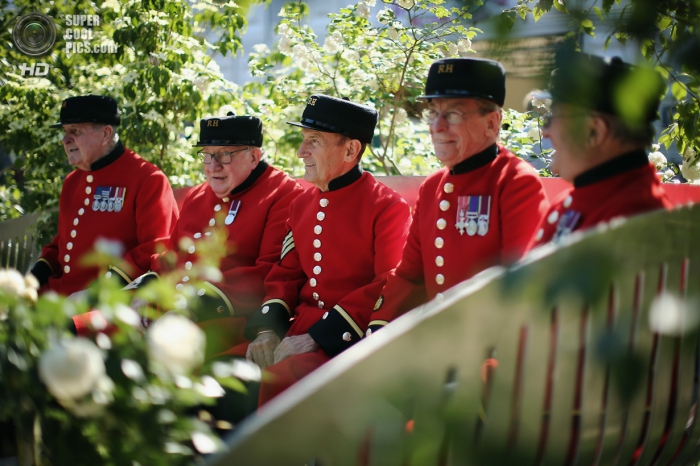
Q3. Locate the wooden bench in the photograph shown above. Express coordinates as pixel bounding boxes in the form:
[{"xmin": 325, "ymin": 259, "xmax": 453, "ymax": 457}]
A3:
[
  {"xmin": 0, "ymin": 212, "xmax": 44, "ymax": 274},
  {"xmin": 208, "ymin": 202, "xmax": 700, "ymax": 466}
]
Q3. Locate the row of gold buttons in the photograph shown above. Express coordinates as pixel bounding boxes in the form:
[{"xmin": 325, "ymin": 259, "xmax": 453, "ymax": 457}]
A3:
[{"xmin": 310, "ymin": 198, "xmax": 329, "ymax": 308}]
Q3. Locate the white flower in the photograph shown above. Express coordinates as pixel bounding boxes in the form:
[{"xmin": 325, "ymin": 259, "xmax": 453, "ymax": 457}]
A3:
[
  {"xmin": 252, "ymin": 43, "xmax": 269, "ymax": 54},
  {"xmin": 94, "ymin": 237, "xmax": 125, "ymax": 257},
  {"xmin": 193, "ymin": 76, "xmax": 209, "ymax": 93},
  {"xmin": 277, "ymin": 23, "xmax": 289, "ymax": 35},
  {"xmin": 351, "ymin": 68, "xmax": 368, "ymax": 83},
  {"xmin": 219, "ymin": 105, "xmax": 236, "ymax": 116},
  {"xmin": 39, "ymin": 338, "xmax": 108, "ymax": 403},
  {"xmin": 649, "ymin": 293, "xmax": 700, "ymax": 336},
  {"xmin": 192, "ymin": 432, "xmax": 219, "ymax": 454},
  {"xmin": 663, "ymin": 168, "xmax": 675, "ymax": 179},
  {"xmin": 324, "ymin": 36, "xmax": 341, "ymax": 54},
  {"xmin": 446, "ymin": 43, "xmax": 458, "ymax": 57},
  {"xmin": 681, "ymin": 156, "xmax": 700, "ymax": 182},
  {"xmin": 528, "ymin": 126, "xmax": 541, "ymax": 140},
  {"xmin": 388, "ymin": 27, "xmax": 399, "ymax": 40},
  {"xmin": 648, "ymin": 150, "xmax": 667, "ymax": 170},
  {"xmin": 376, "ymin": 8, "xmax": 392, "ymax": 23},
  {"xmin": 394, "ymin": 108, "xmax": 407, "ymax": 125},
  {"xmin": 278, "ymin": 35, "xmax": 292, "ymax": 54},
  {"xmin": 651, "ymin": 143, "xmax": 661, "ymax": 152},
  {"xmin": 357, "ymin": 2, "xmax": 371, "ymax": 19},
  {"xmin": 457, "ymin": 38, "xmax": 472, "ymax": 53},
  {"xmin": 365, "ymin": 0, "xmax": 376, "ymax": 5},
  {"xmin": 0, "ymin": 269, "xmax": 27, "ymax": 299},
  {"xmin": 344, "ymin": 50, "xmax": 360, "ymax": 62},
  {"xmin": 148, "ymin": 313, "xmax": 205, "ymax": 375},
  {"xmin": 292, "ymin": 43, "xmax": 309, "ymax": 61},
  {"xmin": 396, "ymin": 0, "xmax": 414, "ymax": 9}
]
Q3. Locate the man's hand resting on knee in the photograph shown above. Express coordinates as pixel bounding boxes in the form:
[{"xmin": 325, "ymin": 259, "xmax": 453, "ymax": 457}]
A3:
[
  {"xmin": 246, "ymin": 329, "xmax": 281, "ymax": 370},
  {"xmin": 273, "ymin": 334, "xmax": 319, "ymax": 365}
]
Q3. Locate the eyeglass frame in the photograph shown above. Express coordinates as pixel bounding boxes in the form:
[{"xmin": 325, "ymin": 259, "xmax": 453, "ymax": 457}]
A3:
[
  {"xmin": 422, "ymin": 108, "xmax": 486, "ymax": 125},
  {"xmin": 197, "ymin": 146, "xmax": 251, "ymax": 164}
]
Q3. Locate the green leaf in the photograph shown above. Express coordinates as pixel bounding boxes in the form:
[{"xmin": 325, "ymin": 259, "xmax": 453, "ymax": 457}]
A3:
[
  {"xmin": 593, "ymin": 7, "xmax": 605, "ymax": 22},
  {"xmin": 672, "ymin": 82, "xmax": 688, "ymax": 101}
]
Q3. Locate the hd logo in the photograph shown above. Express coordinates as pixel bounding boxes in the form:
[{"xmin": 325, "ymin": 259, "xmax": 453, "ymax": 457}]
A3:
[{"xmin": 18, "ymin": 62, "xmax": 50, "ymax": 77}]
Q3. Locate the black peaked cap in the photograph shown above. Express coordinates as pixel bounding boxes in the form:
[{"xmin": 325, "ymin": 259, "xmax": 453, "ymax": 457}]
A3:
[
  {"xmin": 549, "ymin": 50, "xmax": 665, "ymax": 124},
  {"xmin": 287, "ymin": 95, "xmax": 378, "ymax": 144},
  {"xmin": 194, "ymin": 114, "xmax": 263, "ymax": 147},
  {"xmin": 50, "ymin": 95, "xmax": 121, "ymax": 128},
  {"xmin": 419, "ymin": 58, "xmax": 506, "ymax": 106}
]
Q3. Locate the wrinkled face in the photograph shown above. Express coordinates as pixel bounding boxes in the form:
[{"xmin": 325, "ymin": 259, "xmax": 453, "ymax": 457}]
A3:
[
  {"xmin": 297, "ymin": 129, "xmax": 352, "ymax": 191},
  {"xmin": 203, "ymin": 146, "xmax": 258, "ymax": 198},
  {"xmin": 542, "ymin": 103, "xmax": 592, "ymax": 182},
  {"xmin": 428, "ymin": 98, "xmax": 499, "ymax": 169},
  {"xmin": 61, "ymin": 123, "xmax": 111, "ymax": 171}
]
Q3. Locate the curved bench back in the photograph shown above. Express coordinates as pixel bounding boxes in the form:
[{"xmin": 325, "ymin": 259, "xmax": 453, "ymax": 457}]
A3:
[
  {"xmin": 210, "ymin": 204, "xmax": 700, "ymax": 466},
  {"xmin": 0, "ymin": 212, "xmax": 43, "ymax": 274}
]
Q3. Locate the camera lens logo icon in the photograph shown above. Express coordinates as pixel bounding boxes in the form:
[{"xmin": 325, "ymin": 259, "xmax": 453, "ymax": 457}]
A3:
[{"xmin": 12, "ymin": 13, "xmax": 57, "ymax": 57}]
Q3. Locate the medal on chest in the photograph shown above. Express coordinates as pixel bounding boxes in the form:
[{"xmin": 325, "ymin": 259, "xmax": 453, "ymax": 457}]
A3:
[
  {"xmin": 553, "ymin": 210, "xmax": 581, "ymax": 242},
  {"xmin": 225, "ymin": 200, "xmax": 241, "ymax": 225},
  {"xmin": 456, "ymin": 196, "xmax": 490, "ymax": 236},
  {"xmin": 93, "ymin": 186, "xmax": 126, "ymax": 212}
]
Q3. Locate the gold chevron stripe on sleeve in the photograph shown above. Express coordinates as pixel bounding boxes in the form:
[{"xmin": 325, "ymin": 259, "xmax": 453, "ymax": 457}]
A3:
[{"xmin": 333, "ymin": 305, "xmax": 365, "ymax": 338}]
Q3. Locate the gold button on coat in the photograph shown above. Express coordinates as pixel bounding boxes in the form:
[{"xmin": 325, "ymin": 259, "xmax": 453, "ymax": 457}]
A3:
[
  {"xmin": 313, "ymin": 239, "xmax": 321, "ymax": 248},
  {"xmin": 434, "ymin": 237, "xmax": 444, "ymax": 248},
  {"xmin": 310, "ymin": 278, "xmax": 317, "ymax": 287},
  {"xmin": 439, "ymin": 200, "xmax": 450, "ymax": 211},
  {"xmin": 437, "ymin": 218, "xmax": 447, "ymax": 229},
  {"xmin": 320, "ymin": 199, "xmax": 329, "ymax": 207},
  {"xmin": 547, "ymin": 211, "xmax": 559, "ymax": 224},
  {"xmin": 86, "ymin": 175, "xmax": 94, "ymax": 183},
  {"xmin": 262, "ymin": 306, "xmax": 270, "ymax": 314},
  {"xmin": 314, "ymin": 225, "xmax": 323, "ymax": 234},
  {"xmin": 314, "ymin": 253, "xmax": 322, "ymax": 261},
  {"xmin": 443, "ymin": 183, "xmax": 454, "ymax": 193},
  {"xmin": 313, "ymin": 266, "xmax": 322, "ymax": 275},
  {"xmin": 435, "ymin": 256, "xmax": 444, "ymax": 267},
  {"xmin": 436, "ymin": 274, "xmax": 445, "ymax": 285},
  {"xmin": 342, "ymin": 332, "xmax": 352, "ymax": 341},
  {"xmin": 317, "ymin": 212, "xmax": 326, "ymax": 221}
]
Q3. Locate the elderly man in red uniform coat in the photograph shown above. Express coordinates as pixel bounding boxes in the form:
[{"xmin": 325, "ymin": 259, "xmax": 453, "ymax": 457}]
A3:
[
  {"xmin": 243, "ymin": 95, "xmax": 411, "ymax": 406},
  {"xmin": 527, "ymin": 52, "xmax": 671, "ymax": 248},
  {"xmin": 30, "ymin": 95, "xmax": 178, "ymax": 296},
  {"xmin": 368, "ymin": 58, "xmax": 549, "ymax": 334},
  {"xmin": 118, "ymin": 114, "xmax": 303, "ymax": 357}
]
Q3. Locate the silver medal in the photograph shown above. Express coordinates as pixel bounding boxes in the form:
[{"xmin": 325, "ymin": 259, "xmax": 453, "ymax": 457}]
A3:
[{"xmin": 225, "ymin": 214, "xmax": 235, "ymax": 225}]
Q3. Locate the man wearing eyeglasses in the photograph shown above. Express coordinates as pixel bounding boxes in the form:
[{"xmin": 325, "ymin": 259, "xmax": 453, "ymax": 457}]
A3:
[
  {"xmin": 528, "ymin": 51, "xmax": 670, "ymax": 248},
  {"xmin": 367, "ymin": 58, "xmax": 549, "ymax": 334},
  {"xmin": 31, "ymin": 95, "xmax": 179, "ymax": 296},
  {"xmin": 81, "ymin": 113, "xmax": 303, "ymax": 359},
  {"xmin": 241, "ymin": 95, "xmax": 411, "ymax": 406}
]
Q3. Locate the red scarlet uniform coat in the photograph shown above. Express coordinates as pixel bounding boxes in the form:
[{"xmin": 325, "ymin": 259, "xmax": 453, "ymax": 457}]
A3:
[
  {"xmin": 529, "ymin": 150, "xmax": 672, "ymax": 248},
  {"xmin": 244, "ymin": 166, "xmax": 411, "ymax": 404},
  {"xmin": 368, "ymin": 144, "xmax": 549, "ymax": 333},
  {"xmin": 31, "ymin": 143, "xmax": 178, "ymax": 296},
  {"xmin": 151, "ymin": 161, "xmax": 302, "ymax": 356}
]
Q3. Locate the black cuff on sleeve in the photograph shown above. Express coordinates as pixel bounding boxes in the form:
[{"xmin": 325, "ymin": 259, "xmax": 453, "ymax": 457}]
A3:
[
  {"xmin": 31, "ymin": 260, "xmax": 52, "ymax": 287},
  {"xmin": 366, "ymin": 323, "xmax": 386, "ymax": 336},
  {"xmin": 188, "ymin": 290, "xmax": 233, "ymax": 323},
  {"xmin": 308, "ymin": 306, "xmax": 363, "ymax": 358},
  {"xmin": 244, "ymin": 302, "xmax": 291, "ymax": 341}
]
